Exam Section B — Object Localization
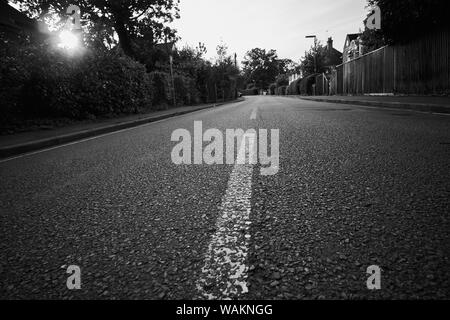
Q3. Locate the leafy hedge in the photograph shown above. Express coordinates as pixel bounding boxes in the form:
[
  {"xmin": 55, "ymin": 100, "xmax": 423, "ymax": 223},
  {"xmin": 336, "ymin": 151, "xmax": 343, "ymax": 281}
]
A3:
[
  {"xmin": 287, "ymin": 78, "xmax": 301, "ymax": 95},
  {"xmin": 1, "ymin": 34, "xmax": 237, "ymax": 132},
  {"xmin": 298, "ymin": 74, "xmax": 318, "ymax": 96},
  {"xmin": 0, "ymin": 38, "xmax": 154, "ymax": 129},
  {"xmin": 269, "ymin": 83, "xmax": 276, "ymax": 95},
  {"xmin": 276, "ymin": 86, "xmax": 287, "ymax": 95},
  {"xmin": 149, "ymin": 71, "xmax": 201, "ymax": 108},
  {"xmin": 174, "ymin": 74, "xmax": 200, "ymax": 106},
  {"xmin": 282, "ymin": 74, "xmax": 318, "ymax": 96},
  {"xmin": 149, "ymin": 71, "xmax": 173, "ymax": 108}
]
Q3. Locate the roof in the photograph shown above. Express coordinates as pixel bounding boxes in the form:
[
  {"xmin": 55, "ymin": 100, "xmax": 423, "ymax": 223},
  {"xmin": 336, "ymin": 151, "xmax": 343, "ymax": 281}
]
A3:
[
  {"xmin": 329, "ymin": 47, "xmax": 342, "ymax": 56},
  {"xmin": 324, "ymin": 47, "xmax": 342, "ymax": 67},
  {"xmin": 346, "ymin": 33, "xmax": 361, "ymax": 41}
]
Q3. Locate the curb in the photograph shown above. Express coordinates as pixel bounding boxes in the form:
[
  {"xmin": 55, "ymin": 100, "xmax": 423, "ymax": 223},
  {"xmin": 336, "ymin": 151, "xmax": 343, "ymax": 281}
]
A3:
[
  {"xmin": 296, "ymin": 97, "xmax": 450, "ymax": 114},
  {"xmin": 0, "ymin": 99, "xmax": 244, "ymax": 159}
]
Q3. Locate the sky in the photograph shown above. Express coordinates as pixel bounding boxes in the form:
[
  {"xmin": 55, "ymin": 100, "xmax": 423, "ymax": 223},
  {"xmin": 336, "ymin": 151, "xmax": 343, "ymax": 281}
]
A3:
[{"xmin": 171, "ymin": 0, "xmax": 369, "ymax": 63}]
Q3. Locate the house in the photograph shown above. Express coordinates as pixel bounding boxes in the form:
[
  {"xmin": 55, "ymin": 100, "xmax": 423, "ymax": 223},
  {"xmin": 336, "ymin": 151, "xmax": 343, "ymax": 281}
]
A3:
[
  {"xmin": 323, "ymin": 37, "xmax": 342, "ymax": 71},
  {"xmin": 288, "ymin": 72, "xmax": 302, "ymax": 85},
  {"xmin": 343, "ymin": 33, "xmax": 363, "ymax": 63}
]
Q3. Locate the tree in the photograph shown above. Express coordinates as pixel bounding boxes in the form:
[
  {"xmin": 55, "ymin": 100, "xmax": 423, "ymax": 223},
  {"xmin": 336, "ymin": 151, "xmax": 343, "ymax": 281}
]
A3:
[
  {"xmin": 168, "ymin": 42, "xmax": 239, "ymax": 103},
  {"xmin": 275, "ymin": 74, "xmax": 289, "ymax": 87},
  {"xmin": 360, "ymin": 28, "xmax": 385, "ymax": 52},
  {"xmin": 277, "ymin": 58, "xmax": 298, "ymax": 75},
  {"xmin": 12, "ymin": 0, "xmax": 180, "ymax": 58},
  {"xmin": 366, "ymin": 0, "xmax": 449, "ymax": 45},
  {"xmin": 299, "ymin": 42, "xmax": 328, "ymax": 77},
  {"xmin": 215, "ymin": 40, "xmax": 228, "ymax": 65},
  {"xmin": 213, "ymin": 42, "xmax": 239, "ymax": 101},
  {"xmin": 242, "ymin": 48, "xmax": 280, "ymax": 90}
]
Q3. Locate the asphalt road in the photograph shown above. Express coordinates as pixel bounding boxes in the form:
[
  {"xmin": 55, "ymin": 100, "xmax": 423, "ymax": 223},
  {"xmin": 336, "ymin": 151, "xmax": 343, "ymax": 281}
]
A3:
[{"xmin": 1, "ymin": 96, "xmax": 449, "ymax": 299}]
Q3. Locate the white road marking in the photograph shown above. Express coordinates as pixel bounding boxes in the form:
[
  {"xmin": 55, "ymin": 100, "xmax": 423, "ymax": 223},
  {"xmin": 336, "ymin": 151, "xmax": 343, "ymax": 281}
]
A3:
[
  {"xmin": 250, "ymin": 108, "xmax": 258, "ymax": 120},
  {"xmin": 197, "ymin": 133, "xmax": 256, "ymax": 300}
]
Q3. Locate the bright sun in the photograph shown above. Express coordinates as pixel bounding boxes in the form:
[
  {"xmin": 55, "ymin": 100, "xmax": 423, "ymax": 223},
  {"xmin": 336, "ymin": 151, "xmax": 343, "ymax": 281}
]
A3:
[{"xmin": 58, "ymin": 30, "xmax": 80, "ymax": 50}]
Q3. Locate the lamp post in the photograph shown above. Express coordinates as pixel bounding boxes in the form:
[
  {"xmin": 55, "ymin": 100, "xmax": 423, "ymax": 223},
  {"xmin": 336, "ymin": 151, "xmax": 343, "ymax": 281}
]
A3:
[{"xmin": 306, "ymin": 35, "xmax": 317, "ymax": 73}]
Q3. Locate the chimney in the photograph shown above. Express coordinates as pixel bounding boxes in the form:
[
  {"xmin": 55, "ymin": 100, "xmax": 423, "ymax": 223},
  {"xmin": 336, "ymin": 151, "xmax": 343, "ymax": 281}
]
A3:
[{"xmin": 327, "ymin": 37, "xmax": 333, "ymax": 52}]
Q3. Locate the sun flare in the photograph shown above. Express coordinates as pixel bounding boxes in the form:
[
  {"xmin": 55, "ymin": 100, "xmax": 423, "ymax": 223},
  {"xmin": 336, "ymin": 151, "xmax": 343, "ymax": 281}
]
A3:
[{"xmin": 58, "ymin": 30, "xmax": 80, "ymax": 50}]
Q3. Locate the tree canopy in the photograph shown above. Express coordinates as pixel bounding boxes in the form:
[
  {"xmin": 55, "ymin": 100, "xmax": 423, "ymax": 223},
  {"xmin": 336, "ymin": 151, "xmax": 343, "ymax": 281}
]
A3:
[
  {"xmin": 365, "ymin": 0, "xmax": 449, "ymax": 45},
  {"xmin": 277, "ymin": 58, "xmax": 298, "ymax": 75},
  {"xmin": 12, "ymin": 0, "xmax": 180, "ymax": 58},
  {"xmin": 242, "ymin": 48, "xmax": 281, "ymax": 90},
  {"xmin": 299, "ymin": 42, "xmax": 329, "ymax": 77}
]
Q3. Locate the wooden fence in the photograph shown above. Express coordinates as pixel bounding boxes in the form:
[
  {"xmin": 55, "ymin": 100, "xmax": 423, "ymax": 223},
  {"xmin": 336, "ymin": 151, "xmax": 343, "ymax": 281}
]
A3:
[
  {"xmin": 313, "ymin": 73, "xmax": 330, "ymax": 96},
  {"xmin": 330, "ymin": 29, "xmax": 450, "ymax": 95}
]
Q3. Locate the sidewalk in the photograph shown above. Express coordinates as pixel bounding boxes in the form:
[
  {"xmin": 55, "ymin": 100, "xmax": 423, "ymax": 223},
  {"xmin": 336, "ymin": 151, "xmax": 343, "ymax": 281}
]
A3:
[
  {"xmin": 0, "ymin": 99, "xmax": 243, "ymax": 159},
  {"xmin": 297, "ymin": 95, "xmax": 450, "ymax": 114}
]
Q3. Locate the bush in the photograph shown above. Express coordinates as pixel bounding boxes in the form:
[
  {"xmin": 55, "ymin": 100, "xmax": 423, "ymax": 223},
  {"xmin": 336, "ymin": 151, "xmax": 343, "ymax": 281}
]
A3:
[
  {"xmin": 287, "ymin": 78, "xmax": 301, "ymax": 95},
  {"xmin": 0, "ymin": 33, "xmax": 238, "ymax": 132},
  {"xmin": 149, "ymin": 72, "xmax": 201, "ymax": 108},
  {"xmin": 149, "ymin": 71, "xmax": 172, "ymax": 108},
  {"xmin": 298, "ymin": 74, "xmax": 318, "ymax": 95},
  {"xmin": 0, "ymin": 35, "xmax": 35, "ymax": 124},
  {"xmin": 174, "ymin": 74, "xmax": 200, "ymax": 105},
  {"xmin": 269, "ymin": 83, "xmax": 276, "ymax": 95},
  {"xmin": 76, "ymin": 52, "xmax": 153, "ymax": 116},
  {"xmin": 276, "ymin": 86, "xmax": 287, "ymax": 95},
  {"xmin": 21, "ymin": 50, "xmax": 153, "ymax": 118},
  {"xmin": 1, "ymin": 36, "xmax": 154, "ymax": 129}
]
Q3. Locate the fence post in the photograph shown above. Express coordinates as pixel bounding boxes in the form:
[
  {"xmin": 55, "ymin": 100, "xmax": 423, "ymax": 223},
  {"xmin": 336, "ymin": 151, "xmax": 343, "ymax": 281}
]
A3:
[
  {"xmin": 322, "ymin": 74, "xmax": 325, "ymax": 96},
  {"xmin": 362, "ymin": 60, "xmax": 365, "ymax": 94}
]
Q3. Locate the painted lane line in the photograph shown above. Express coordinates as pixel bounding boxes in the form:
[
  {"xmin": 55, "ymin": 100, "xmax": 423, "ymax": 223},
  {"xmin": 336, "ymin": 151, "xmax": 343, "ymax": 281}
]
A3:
[
  {"xmin": 196, "ymin": 133, "xmax": 256, "ymax": 300},
  {"xmin": 250, "ymin": 108, "xmax": 258, "ymax": 120}
]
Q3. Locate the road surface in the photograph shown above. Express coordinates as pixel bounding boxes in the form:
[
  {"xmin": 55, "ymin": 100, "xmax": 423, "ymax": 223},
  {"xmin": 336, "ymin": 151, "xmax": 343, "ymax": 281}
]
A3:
[{"xmin": 1, "ymin": 96, "xmax": 449, "ymax": 299}]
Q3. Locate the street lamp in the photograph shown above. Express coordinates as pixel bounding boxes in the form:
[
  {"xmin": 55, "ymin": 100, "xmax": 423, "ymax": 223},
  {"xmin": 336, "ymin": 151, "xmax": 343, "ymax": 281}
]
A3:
[{"xmin": 306, "ymin": 35, "xmax": 317, "ymax": 73}]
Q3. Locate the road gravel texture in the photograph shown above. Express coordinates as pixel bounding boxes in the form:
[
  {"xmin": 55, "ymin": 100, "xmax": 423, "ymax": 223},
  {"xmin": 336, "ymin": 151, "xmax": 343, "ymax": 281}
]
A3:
[{"xmin": 0, "ymin": 96, "xmax": 449, "ymax": 299}]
